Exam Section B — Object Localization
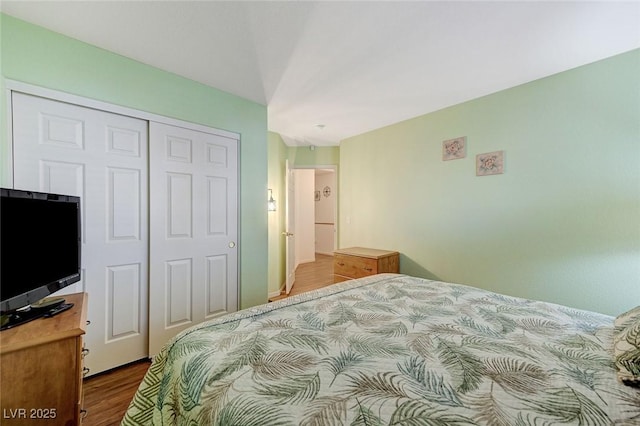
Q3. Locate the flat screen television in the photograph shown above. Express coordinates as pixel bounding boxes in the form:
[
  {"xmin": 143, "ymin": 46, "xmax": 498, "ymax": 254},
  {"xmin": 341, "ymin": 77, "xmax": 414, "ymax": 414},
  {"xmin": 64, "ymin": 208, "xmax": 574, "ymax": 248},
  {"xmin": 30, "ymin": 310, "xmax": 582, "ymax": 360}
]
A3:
[{"xmin": 0, "ymin": 188, "xmax": 81, "ymax": 329}]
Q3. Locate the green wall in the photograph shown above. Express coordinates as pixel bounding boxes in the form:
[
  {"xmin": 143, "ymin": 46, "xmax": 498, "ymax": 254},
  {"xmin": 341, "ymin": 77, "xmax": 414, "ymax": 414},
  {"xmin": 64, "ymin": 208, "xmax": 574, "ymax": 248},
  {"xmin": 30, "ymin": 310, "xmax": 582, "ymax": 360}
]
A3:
[
  {"xmin": 0, "ymin": 14, "xmax": 268, "ymax": 309},
  {"xmin": 340, "ymin": 49, "xmax": 640, "ymax": 316},
  {"xmin": 287, "ymin": 145, "xmax": 340, "ymax": 167}
]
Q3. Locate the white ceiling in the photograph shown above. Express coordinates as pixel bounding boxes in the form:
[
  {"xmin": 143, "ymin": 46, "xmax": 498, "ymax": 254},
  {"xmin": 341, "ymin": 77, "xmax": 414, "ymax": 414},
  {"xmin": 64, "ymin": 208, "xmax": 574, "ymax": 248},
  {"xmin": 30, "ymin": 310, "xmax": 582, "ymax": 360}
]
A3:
[{"xmin": 2, "ymin": 1, "xmax": 639, "ymax": 146}]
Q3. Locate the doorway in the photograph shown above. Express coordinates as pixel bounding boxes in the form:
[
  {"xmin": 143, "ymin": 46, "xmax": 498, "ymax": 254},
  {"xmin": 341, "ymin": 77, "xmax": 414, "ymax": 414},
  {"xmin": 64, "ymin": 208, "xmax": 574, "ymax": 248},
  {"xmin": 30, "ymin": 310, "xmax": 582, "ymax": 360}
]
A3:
[
  {"xmin": 313, "ymin": 169, "xmax": 336, "ymax": 255},
  {"xmin": 288, "ymin": 166, "xmax": 337, "ymax": 293}
]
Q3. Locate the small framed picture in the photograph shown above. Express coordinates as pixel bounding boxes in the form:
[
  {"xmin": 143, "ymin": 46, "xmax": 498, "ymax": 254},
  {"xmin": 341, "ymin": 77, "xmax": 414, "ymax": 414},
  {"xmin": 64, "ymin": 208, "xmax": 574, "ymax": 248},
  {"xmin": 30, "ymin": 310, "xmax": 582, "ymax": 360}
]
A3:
[
  {"xmin": 443, "ymin": 136, "xmax": 466, "ymax": 160},
  {"xmin": 476, "ymin": 151, "xmax": 504, "ymax": 176}
]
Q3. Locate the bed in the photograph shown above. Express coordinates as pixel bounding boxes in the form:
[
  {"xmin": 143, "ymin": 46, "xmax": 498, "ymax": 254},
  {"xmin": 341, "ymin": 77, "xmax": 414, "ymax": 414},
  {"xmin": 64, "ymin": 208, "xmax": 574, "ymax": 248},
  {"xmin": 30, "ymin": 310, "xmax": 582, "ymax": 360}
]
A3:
[{"xmin": 122, "ymin": 273, "xmax": 640, "ymax": 425}]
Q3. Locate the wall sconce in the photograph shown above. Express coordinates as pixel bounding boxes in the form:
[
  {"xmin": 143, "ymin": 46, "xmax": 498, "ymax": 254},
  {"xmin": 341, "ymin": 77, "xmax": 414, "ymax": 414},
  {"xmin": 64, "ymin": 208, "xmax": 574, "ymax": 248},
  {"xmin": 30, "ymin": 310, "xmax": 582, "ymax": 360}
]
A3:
[{"xmin": 268, "ymin": 189, "xmax": 276, "ymax": 212}]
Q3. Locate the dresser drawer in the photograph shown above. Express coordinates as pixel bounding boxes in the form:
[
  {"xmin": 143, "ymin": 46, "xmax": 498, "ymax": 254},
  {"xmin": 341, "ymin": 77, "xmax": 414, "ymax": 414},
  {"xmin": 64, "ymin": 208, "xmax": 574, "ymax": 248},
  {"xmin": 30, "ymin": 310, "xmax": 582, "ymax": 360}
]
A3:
[{"xmin": 334, "ymin": 253, "xmax": 378, "ymax": 279}]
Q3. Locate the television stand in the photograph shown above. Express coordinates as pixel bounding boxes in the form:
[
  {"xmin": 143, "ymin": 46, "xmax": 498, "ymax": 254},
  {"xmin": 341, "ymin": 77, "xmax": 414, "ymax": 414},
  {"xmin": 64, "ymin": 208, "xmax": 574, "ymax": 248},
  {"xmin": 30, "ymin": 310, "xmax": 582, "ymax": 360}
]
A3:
[{"xmin": 0, "ymin": 298, "xmax": 67, "ymax": 330}]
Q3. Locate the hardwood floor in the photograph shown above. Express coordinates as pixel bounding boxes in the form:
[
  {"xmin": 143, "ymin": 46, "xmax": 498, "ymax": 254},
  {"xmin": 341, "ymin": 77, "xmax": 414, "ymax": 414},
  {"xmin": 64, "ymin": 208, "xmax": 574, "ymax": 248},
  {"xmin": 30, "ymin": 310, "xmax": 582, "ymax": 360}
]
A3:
[
  {"xmin": 269, "ymin": 253, "xmax": 334, "ymax": 301},
  {"xmin": 83, "ymin": 254, "xmax": 335, "ymax": 424},
  {"xmin": 83, "ymin": 359, "xmax": 151, "ymax": 425}
]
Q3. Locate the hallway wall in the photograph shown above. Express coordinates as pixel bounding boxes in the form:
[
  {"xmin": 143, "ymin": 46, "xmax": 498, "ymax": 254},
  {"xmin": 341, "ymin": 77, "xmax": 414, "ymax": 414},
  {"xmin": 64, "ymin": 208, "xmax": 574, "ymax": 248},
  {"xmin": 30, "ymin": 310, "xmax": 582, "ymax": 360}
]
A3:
[{"xmin": 315, "ymin": 171, "xmax": 336, "ymax": 255}]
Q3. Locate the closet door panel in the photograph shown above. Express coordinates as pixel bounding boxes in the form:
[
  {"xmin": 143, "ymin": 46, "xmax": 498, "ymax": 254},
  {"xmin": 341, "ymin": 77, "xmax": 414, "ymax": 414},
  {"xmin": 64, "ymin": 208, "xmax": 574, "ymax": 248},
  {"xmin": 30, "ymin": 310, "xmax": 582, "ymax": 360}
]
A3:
[
  {"xmin": 108, "ymin": 167, "xmax": 142, "ymax": 241},
  {"xmin": 206, "ymin": 254, "xmax": 228, "ymax": 316},
  {"xmin": 167, "ymin": 172, "xmax": 193, "ymax": 238},
  {"xmin": 166, "ymin": 259, "xmax": 193, "ymax": 326},
  {"xmin": 149, "ymin": 122, "xmax": 238, "ymax": 356},
  {"xmin": 107, "ymin": 263, "xmax": 142, "ymax": 339},
  {"xmin": 207, "ymin": 176, "xmax": 228, "ymax": 235},
  {"xmin": 12, "ymin": 92, "xmax": 149, "ymax": 375},
  {"xmin": 40, "ymin": 161, "xmax": 85, "ymax": 199}
]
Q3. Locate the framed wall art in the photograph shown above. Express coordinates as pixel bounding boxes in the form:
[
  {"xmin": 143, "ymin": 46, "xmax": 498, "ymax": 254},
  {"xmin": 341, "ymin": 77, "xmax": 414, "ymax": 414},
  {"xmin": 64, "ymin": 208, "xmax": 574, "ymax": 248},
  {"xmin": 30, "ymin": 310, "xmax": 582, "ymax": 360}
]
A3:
[
  {"xmin": 443, "ymin": 136, "xmax": 466, "ymax": 160},
  {"xmin": 476, "ymin": 151, "xmax": 504, "ymax": 176}
]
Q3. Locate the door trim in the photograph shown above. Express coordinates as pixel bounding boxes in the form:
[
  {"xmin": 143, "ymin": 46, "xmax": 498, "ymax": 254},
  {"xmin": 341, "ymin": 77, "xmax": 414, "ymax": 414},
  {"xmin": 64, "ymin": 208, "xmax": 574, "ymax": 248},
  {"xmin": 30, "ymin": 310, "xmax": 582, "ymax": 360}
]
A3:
[{"xmin": 284, "ymin": 160, "xmax": 295, "ymax": 294}]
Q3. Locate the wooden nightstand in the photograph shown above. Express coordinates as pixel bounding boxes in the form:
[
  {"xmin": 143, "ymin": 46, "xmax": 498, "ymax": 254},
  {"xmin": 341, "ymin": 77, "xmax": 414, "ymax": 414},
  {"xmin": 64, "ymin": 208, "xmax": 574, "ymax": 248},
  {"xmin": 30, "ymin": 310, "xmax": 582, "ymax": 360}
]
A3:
[{"xmin": 333, "ymin": 247, "xmax": 399, "ymax": 283}]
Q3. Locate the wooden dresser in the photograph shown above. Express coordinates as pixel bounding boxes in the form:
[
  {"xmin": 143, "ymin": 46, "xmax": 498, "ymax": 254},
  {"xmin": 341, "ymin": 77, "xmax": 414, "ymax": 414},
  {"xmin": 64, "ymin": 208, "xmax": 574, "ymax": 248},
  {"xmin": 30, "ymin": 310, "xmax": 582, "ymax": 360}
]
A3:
[
  {"xmin": 333, "ymin": 247, "xmax": 399, "ymax": 283},
  {"xmin": 0, "ymin": 293, "xmax": 88, "ymax": 425}
]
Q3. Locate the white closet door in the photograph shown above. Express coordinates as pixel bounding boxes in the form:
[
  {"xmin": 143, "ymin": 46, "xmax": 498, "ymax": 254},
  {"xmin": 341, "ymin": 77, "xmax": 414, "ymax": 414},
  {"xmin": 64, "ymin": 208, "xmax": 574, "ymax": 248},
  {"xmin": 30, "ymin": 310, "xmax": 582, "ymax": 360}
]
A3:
[
  {"xmin": 148, "ymin": 122, "xmax": 238, "ymax": 356},
  {"xmin": 12, "ymin": 92, "xmax": 149, "ymax": 375}
]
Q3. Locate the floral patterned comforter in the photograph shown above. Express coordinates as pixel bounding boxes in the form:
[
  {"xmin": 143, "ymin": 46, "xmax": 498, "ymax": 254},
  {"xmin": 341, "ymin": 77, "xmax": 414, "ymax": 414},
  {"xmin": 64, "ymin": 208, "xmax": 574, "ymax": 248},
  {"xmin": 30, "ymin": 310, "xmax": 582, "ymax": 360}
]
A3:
[{"xmin": 123, "ymin": 274, "xmax": 640, "ymax": 425}]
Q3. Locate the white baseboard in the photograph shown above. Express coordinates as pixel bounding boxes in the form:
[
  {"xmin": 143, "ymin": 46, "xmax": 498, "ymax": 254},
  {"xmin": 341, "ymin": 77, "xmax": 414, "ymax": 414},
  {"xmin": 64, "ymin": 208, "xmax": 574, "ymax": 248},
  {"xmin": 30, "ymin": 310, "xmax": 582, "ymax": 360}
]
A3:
[
  {"xmin": 297, "ymin": 257, "xmax": 316, "ymax": 266},
  {"xmin": 268, "ymin": 281, "xmax": 286, "ymax": 299},
  {"xmin": 268, "ymin": 290, "xmax": 282, "ymax": 298}
]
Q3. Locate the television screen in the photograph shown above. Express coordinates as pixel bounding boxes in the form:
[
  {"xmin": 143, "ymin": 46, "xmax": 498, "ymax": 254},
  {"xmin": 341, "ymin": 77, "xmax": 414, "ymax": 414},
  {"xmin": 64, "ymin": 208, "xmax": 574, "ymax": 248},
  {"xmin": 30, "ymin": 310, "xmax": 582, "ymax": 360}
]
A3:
[{"xmin": 0, "ymin": 188, "xmax": 81, "ymax": 316}]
